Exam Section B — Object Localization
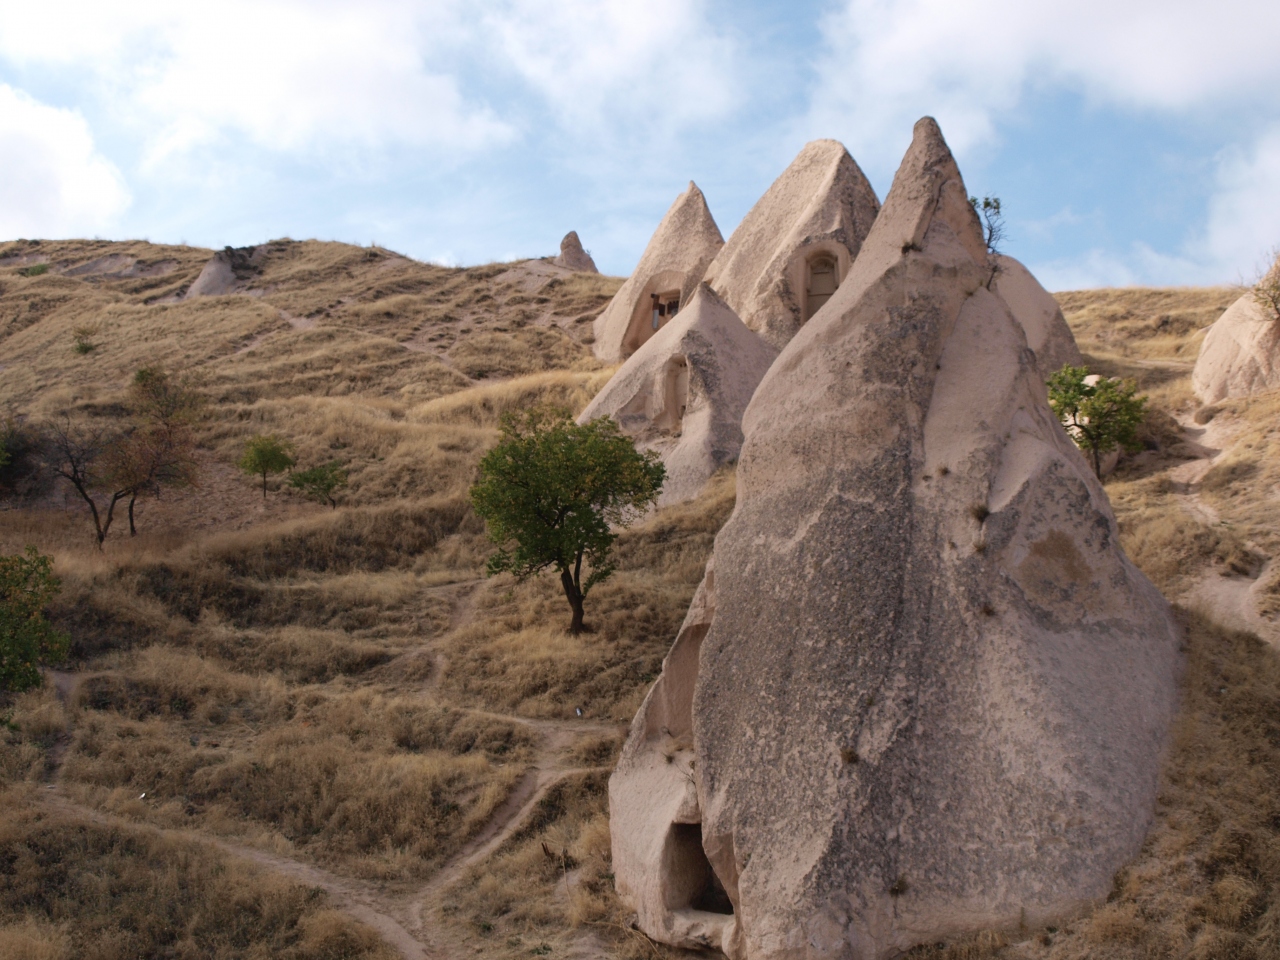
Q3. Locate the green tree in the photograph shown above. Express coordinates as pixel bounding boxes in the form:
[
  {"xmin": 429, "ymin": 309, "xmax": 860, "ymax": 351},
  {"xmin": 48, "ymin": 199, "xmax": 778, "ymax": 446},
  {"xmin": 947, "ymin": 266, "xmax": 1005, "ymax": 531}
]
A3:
[
  {"xmin": 289, "ymin": 461, "xmax": 348, "ymax": 509},
  {"xmin": 1047, "ymin": 365, "xmax": 1148, "ymax": 479},
  {"xmin": 0, "ymin": 547, "xmax": 68, "ymax": 692},
  {"xmin": 969, "ymin": 195, "xmax": 1004, "ymax": 253},
  {"xmin": 238, "ymin": 435, "xmax": 296, "ymax": 500},
  {"xmin": 470, "ymin": 409, "xmax": 665, "ymax": 634}
]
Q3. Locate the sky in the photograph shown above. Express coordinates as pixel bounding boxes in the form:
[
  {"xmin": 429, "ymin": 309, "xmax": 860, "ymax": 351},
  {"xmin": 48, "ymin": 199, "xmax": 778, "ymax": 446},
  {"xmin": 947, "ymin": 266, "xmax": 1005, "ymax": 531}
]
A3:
[{"xmin": 1, "ymin": 0, "xmax": 1278, "ymax": 290}]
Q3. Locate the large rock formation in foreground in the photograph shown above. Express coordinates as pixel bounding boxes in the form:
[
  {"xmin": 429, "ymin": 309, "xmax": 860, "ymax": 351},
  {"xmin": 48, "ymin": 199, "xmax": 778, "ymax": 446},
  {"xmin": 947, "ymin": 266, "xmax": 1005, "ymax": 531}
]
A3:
[
  {"xmin": 578, "ymin": 284, "xmax": 777, "ymax": 507},
  {"xmin": 704, "ymin": 140, "xmax": 880, "ymax": 351},
  {"xmin": 610, "ymin": 118, "xmax": 1181, "ymax": 960},
  {"xmin": 593, "ymin": 183, "xmax": 725, "ymax": 362},
  {"xmin": 1192, "ymin": 286, "xmax": 1280, "ymax": 402}
]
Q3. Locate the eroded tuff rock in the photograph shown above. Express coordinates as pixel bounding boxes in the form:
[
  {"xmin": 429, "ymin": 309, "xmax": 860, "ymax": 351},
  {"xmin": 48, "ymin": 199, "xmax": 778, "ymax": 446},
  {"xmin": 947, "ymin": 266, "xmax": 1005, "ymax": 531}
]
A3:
[
  {"xmin": 1192, "ymin": 288, "xmax": 1280, "ymax": 402},
  {"xmin": 552, "ymin": 230, "xmax": 598, "ymax": 273},
  {"xmin": 185, "ymin": 245, "xmax": 267, "ymax": 298},
  {"xmin": 593, "ymin": 182, "xmax": 724, "ymax": 362},
  {"xmin": 703, "ymin": 140, "xmax": 880, "ymax": 351},
  {"xmin": 610, "ymin": 118, "xmax": 1181, "ymax": 960},
  {"xmin": 578, "ymin": 284, "xmax": 777, "ymax": 507},
  {"xmin": 992, "ymin": 254, "xmax": 1083, "ymax": 376}
]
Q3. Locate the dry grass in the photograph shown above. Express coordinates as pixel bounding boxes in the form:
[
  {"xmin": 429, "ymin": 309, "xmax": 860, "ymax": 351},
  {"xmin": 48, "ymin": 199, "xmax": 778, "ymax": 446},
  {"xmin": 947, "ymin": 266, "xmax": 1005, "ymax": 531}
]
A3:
[
  {"xmin": 1056, "ymin": 286, "xmax": 1240, "ymax": 365},
  {"xmin": 0, "ymin": 784, "xmax": 398, "ymax": 960}
]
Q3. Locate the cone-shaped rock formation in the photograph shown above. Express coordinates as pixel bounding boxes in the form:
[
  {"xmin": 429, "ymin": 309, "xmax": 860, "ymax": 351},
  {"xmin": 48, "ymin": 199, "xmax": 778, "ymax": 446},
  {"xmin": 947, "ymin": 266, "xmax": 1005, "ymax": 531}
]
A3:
[
  {"xmin": 1192, "ymin": 288, "xmax": 1280, "ymax": 402},
  {"xmin": 703, "ymin": 140, "xmax": 880, "ymax": 351},
  {"xmin": 992, "ymin": 254, "xmax": 1083, "ymax": 376},
  {"xmin": 593, "ymin": 182, "xmax": 725, "ymax": 362},
  {"xmin": 552, "ymin": 230, "xmax": 598, "ymax": 273},
  {"xmin": 185, "ymin": 245, "xmax": 266, "ymax": 298},
  {"xmin": 579, "ymin": 284, "xmax": 777, "ymax": 507},
  {"xmin": 610, "ymin": 118, "xmax": 1180, "ymax": 960}
]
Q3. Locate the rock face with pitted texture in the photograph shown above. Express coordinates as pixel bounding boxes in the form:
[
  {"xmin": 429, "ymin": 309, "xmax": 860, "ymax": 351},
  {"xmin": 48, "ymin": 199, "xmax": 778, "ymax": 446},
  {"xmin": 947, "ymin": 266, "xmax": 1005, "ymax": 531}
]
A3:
[
  {"xmin": 702, "ymin": 140, "xmax": 880, "ymax": 352},
  {"xmin": 609, "ymin": 118, "xmax": 1181, "ymax": 960},
  {"xmin": 185, "ymin": 245, "xmax": 267, "ymax": 298},
  {"xmin": 578, "ymin": 284, "xmax": 776, "ymax": 507},
  {"xmin": 1192, "ymin": 286, "xmax": 1280, "ymax": 402},
  {"xmin": 592, "ymin": 182, "xmax": 724, "ymax": 362},
  {"xmin": 552, "ymin": 231, "xmax": 598, "ymax": 273}
]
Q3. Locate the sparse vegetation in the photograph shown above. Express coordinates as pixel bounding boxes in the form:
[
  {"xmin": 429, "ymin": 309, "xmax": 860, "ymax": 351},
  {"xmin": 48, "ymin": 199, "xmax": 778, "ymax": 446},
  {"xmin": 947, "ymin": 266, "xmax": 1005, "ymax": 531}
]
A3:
[
  {"xmin": 1251, "ymin": 246, "xmax": 1280, "ymax": 322},
  {"xmin": 290, "ymin": 461, "xmax": 349, "ymax": 508},
  {"xmin": 0, "ymin": 547, "xmax": 67, "ymax": 693},
  {"xmin": 1047, "ymin": 364, "xmax": 1148, "ymax": 478},
  {"xmin": 969, "ymin": 195, "xmax": 1004, "ymax": 253},
  {"xmin": 72, "ymin": 323, "xmax": 99, "ymax": 354}
]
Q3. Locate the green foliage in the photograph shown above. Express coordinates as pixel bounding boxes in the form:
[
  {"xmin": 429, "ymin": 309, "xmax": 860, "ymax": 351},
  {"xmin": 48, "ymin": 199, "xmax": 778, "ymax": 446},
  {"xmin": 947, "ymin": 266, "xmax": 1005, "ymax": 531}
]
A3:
[
  {"xmin": 72, "ymin": 324, "xmax": 99, "ymax": 354},
  {"xmin": 0, "ymin": 547, "xmax": 68, "ymax": 692},
  {"xmin": 968, "ymin": 195, "xmax": 1004, "ymax": 253},
  {"xmin": 238, "ymin": 434, "xmax": 296, "ymax": 499},
  {"xmin": 470, "ymin": 409, "xmax": 665, "ymax": 633},
  {"xmin": 131, "ymin": 365, "xmax": 204, "ymax": 427},
  {"xmin": 17, "ymin": 263, "xmax": 48, "ymax": 277},
  {"xmin": 289, "ymin": 461, "xmax": 349, "ymax": 509},
  {"xmin": 1047, "ymin": 365, "xmax": 1149, "ymax": 479}
]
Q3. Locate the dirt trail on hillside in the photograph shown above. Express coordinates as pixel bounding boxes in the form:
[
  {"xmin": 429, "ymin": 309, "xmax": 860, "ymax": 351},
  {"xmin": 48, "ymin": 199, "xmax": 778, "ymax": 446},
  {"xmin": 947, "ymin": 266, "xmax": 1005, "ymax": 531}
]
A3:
[
  {"xmin": 1171, "ymin": 414, "xmax": 1280, "ymax": 645},
  {"xmin": 36, "ymin": 576, "xmax": 627, "ymax": 960}
]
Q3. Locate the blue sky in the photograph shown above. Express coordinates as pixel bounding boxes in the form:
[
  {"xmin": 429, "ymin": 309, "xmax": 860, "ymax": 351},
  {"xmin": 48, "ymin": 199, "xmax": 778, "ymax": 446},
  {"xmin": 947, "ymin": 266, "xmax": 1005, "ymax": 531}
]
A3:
[{"xmin": 1, "ymin": 0, "xmax": 1277, "ymax": 290}]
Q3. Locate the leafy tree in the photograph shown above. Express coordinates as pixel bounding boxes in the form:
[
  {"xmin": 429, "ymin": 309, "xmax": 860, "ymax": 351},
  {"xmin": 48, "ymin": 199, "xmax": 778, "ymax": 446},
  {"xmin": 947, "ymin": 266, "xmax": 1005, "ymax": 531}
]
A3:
[
  {"xmin": 239, "ymin": 434, "xmax": 296, "ymax": 499},
  {"xmin": 289, "ymin": 461, "xmax": 348, "ymax": 509},
  {"xmin": 969, "ymin": 195, "xmax": 1005, "ymax": 254},
  {"xmin": 1047, "ymin": 365, "xmax": 1148, "ymax": 479},
  {"xmin": 470, "ymin": 409, "xmax": 665, "ymax": 634},
  {"xmin": 0, "ymin": 547, "xmax": 68, "ymax": 692}
]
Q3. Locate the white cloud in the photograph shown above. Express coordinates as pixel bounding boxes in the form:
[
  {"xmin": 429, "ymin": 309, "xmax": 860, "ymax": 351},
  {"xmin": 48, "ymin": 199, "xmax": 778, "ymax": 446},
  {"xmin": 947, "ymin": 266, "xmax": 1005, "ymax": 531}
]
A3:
[
  {"xmin": 810, "ymin": 0, "xmax": 1280, "ymax": 166},
  {"xmin": 0, "ymin": 1, "xmax": 511, "ymax": 162},
  {"xmin": 1200, "ymin": 127, "xmax": 1280, "ymax": 282},
  {"xmin": 0, "ymin": 85, "xmax": 129, "ymax": 238},
  {"xmin": 481, "ymin": 0, "xmax": 738, "ymax": 133}
]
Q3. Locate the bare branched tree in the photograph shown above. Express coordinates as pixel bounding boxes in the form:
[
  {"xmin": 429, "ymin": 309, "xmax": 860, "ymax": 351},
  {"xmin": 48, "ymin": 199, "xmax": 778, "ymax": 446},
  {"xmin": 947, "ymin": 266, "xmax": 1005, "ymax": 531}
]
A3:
[
  {"xmin": 43, "ymin": 417, "xmax": 130, "ymax": 549},
  {"xmin": 1252, "ymin": 246, "xmax": 1280, "ymax": 323}
]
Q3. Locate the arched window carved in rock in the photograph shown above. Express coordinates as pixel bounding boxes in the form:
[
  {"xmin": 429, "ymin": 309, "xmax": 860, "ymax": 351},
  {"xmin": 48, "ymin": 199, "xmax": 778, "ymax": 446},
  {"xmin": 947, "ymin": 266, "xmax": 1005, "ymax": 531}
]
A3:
[{"xmin": 804, "ymin": 254, "xmax": 839, "ymax": 322}]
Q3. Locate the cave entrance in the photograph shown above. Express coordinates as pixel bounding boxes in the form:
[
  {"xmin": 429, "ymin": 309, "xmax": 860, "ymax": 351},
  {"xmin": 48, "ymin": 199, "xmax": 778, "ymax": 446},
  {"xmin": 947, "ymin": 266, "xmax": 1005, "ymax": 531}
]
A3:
[
  {"xmin": 651, "ymin": 290, "xmax": 681, "ymax": 332},
  {"xmin": 804, "ymin": 254, "xmax": 839, "ymax": 321},
  {"xmin": 664, "ymin": 823, "xmax": 734, "ymax": 915}
]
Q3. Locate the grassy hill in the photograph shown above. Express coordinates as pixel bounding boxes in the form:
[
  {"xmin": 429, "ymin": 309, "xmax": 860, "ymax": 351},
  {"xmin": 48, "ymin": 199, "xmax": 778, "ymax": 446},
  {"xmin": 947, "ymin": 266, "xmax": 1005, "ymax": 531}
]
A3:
[{"xmin": 2, "ymin": 241, "xmax": 1279, "ymax": 960}]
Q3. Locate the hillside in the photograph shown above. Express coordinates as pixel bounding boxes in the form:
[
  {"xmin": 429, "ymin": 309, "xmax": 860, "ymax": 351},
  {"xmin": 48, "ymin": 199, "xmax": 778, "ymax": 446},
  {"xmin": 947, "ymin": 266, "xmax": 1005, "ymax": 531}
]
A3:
[{"xmin": 2, "ymin": 241, "xmax": 1280, "ymax": 960}]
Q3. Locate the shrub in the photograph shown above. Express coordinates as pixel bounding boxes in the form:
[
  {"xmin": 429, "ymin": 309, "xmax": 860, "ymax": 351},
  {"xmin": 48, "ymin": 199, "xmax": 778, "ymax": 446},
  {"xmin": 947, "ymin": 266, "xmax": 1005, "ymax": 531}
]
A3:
[{"xmin": 0, "ymin": 547, "xmax": 68, "ymax": 692}]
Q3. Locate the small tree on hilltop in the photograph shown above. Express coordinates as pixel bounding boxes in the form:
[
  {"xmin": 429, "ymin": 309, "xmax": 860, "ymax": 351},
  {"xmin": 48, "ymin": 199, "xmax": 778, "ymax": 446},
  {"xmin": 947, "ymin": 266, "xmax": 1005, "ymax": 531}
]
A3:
[
  {"xmin": 470, "ymin": 409, "xmax": 665, "ymax": 635},
  {"xmin": 1047, "ymin": 365, "xmax": 1148, "ymax": 479},
  {"xmin": 290, "ymin": 461, "xmax": 349, "ymax": 509},
  {"xmin": 0, "ymin": 547, "xmax": 68, "ymax": 693},
  {"xmin": 1251, "ymin": 247, "xmax": 1280, "ymax": 323},
  {"xmin": 239, "ymin": 434, "xmax": 296, "ymax": 500}
]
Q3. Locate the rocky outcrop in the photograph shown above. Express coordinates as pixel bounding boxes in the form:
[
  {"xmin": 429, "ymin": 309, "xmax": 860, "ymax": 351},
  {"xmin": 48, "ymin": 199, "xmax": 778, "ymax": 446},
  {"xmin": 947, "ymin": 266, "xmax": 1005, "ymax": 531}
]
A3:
[
  {"xmin": 592, "ymin": 183, "xmax": 724, "ymax": 362},
  {"xmin": 185, "ymin": 246, "xmax": 266, "ymax": 298},
  {"xmin": 578, "ymin": 284, "xmax": 777, "ymax": 507},
  {"xmin": 552, "ymin": 231, "xmax": 598, "ymax": 273},
  {"xmin": 610, "ymin": 118, "xmax": 1181, "ymax": 960},
  {"xmin": 993, "ymin": 254, "xmax": 1083, "ymax": 376},
  {"xmin": 1192, "ymin": 289, "xmax": 1280, "ymax": 402},
  {"xmin": 702, "ymin": 140, "xmax": 880, "ymax": 351}
]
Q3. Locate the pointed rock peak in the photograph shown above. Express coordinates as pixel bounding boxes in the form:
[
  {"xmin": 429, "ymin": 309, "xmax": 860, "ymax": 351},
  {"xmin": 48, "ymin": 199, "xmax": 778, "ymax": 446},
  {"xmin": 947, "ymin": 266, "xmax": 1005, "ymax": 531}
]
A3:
[
  {"xmin": 860, "ymin": 116, "xmax": 987, "ymax": 272},
  {"xmin": 553, "ymin": 230, "xmax": 598, "ymax": 272}
]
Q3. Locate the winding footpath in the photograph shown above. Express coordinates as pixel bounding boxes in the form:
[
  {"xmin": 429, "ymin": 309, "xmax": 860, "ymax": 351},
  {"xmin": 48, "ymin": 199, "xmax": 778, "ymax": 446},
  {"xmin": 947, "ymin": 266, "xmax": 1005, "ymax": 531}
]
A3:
[{"xmin": 39, "ymin": 580, "xmax": 627, "ymax": 960}]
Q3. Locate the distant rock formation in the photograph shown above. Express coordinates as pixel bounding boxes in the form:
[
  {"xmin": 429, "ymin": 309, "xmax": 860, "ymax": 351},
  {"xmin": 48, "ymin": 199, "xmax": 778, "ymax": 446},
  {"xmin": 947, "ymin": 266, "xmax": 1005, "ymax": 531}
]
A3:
[
  {"xmin": 578, "ymin": 284, "xmax": 777, "ymax": 507},
  {"xmin": 552, "ymin": 231, "xmax": 598, "ymax": 273},
  {"xmin": 1192, "ymin": 288, "xmax": 1280, "ymax": 402},
  {"xmin": 992, "ymin": 254, "xmax": 1083, "ymax": 376},
  {"xmin": 592, "ymin": 183, "xmax": 724, "ymax": 362},
  {"xmin": 702, "ymin": 139, "xmax": 880, "ymax": 351},
  {"xmin": 185, "ymin": 246, "xmax": 266, "ymax": 298},
  {"xmin": 610, "ymin": 118, "xmax": 1181, "ymax": 960}
]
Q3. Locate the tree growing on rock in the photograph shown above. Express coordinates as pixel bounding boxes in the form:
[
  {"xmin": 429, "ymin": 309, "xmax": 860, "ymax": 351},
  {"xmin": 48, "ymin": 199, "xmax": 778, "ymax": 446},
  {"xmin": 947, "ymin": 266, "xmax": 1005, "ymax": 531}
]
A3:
[
  {"xmin": 969, "ymin": 195, "xmax": 1004, "ymax": 254},
  {"xmin": 470, "ymin": 409, "xmax": 665, "ymax": 634},
  {"xmin": 0, "ymin": 547, "xmax": 68, "ymax": 692},
  {"xmin": 1251, "ymin": 247, "xmax": 1280, "ymax": 323},
  {"xmin": 1047, "ymin": 365, "xmax": 1148, "ymax": 479},
  {"xmin": 238, "ymin": 434, "xmax": 295, "ymax": 500}
]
